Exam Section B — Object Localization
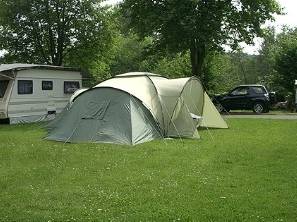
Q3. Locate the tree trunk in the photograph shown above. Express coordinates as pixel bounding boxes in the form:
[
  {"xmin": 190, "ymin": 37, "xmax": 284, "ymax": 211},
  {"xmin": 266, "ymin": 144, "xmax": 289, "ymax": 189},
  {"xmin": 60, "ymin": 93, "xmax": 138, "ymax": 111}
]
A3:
[
  {"xmin": 56, "ymin": 1, "xmax": 66, "ymax": 66},
  {"xmin": 190, "ymin": 40, "xmax": 206, "ymax": 78},
  {"xmin": 45, "ymin": 2, "xmax": 57, "ymax": 65}
]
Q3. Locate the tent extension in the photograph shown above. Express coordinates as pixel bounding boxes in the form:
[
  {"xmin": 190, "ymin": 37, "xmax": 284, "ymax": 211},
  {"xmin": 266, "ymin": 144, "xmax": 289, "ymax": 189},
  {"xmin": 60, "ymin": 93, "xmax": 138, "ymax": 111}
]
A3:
[{"xmin": 46, "ymin": 72, "xmax": 228, "ymax": 145}]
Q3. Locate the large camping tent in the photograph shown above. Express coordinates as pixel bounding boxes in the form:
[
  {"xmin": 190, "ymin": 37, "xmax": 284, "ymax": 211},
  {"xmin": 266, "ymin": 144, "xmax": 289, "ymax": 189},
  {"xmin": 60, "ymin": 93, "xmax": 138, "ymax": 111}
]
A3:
[{"xmin": 46, "ymin": 72, "xmax": 227, "ymax": 145}]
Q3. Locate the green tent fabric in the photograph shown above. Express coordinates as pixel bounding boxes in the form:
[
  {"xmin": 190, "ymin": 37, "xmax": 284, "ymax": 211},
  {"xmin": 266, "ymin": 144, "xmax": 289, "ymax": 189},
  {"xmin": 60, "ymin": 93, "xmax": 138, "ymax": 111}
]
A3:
[
  {"xmin": 47, "ymin": 87, "xmax": 162, "ymax": 145},
  {"xmin": 46, "ymin": 72, "xmax": 228, "ymax": 145}
]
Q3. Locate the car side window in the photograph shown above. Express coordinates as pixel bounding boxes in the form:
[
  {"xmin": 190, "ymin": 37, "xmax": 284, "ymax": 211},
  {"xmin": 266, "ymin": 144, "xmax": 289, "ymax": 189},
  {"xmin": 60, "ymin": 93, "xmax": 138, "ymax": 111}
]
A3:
[
  {"xmin": 250, "ymin": 86, "xmax": 265, "ymax": 94},
  {"xmin": 230, "ymin": 87, "xmax": 248, "ymax": 96}
]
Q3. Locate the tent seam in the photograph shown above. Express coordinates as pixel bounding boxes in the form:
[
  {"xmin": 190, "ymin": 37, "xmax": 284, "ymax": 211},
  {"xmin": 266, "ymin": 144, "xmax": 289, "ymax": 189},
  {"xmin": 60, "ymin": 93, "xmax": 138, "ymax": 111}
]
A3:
[
  {"xmin": 145, "ymin": 75, "xmax": 166, "ymax": 136},
  {"xmin": 129, "ymin": 96, "xmax": 134, "ymax": 145}
]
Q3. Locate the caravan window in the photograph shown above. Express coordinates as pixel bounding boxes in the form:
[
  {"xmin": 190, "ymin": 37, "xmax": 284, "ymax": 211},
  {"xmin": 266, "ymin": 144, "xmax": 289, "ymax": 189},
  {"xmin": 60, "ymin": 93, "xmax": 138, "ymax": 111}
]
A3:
[
  {"xmin": 64, "ymin": 81, "xmax": 80, "ymax": 94},
  {"xmin": 0, "ymin": 80, "xmax": 9, "ymax": 98},
  {"xmin": 42, "ymin": 81, "xmax": 53, "ymax": 90},
  {"xmin": 18, "ymin": 80, "xmax": 33, "ymax": 94}
]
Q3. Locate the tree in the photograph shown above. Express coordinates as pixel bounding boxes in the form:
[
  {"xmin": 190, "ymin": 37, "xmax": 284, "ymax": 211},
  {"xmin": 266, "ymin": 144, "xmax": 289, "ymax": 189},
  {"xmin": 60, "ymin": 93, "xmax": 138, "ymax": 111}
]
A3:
[
  {"xmin": 258, "ymin": 27, "xmax": 297, "ymax": 92},
  {"xmin": 0, "ymin": 0, "xmax": 110, "ymax": 66},
  {"xmin": 272, "ymin": 28, "xmax": 297, "ymax": 110},
  {"xmin": 231, "ymin": 52, "xmax": 260, "ymax": 84},
  {"xmin": 152, "ymin": 52, "xmax": 191, "ymax": 78},
  {"xmin": 121, "ymin": 0, "xmax": 280, "ymax": 79},
  {"xmin": 257, "ymin": 27, "xmax": 278, "ymax": 88},
  {"xmin": 256, "ymin": 27, "xmax": 297, "ymax": 109},
  {"xmin": 108, "ymin": 34, "xmax": 153, "ymax": 75},
  {"xmin": 204, "ymin": 52, "xmax": 241, "ymax": 93},
  {"xmin": 274, "ymin": 29, "xmax": 297, "ymax": 95}
]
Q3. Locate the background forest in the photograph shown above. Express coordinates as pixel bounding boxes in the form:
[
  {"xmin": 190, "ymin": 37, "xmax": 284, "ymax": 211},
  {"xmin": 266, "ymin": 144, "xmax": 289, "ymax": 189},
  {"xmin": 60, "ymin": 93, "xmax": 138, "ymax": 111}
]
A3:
[{"xmin": 0, "ymin": 0, "xmax": 296, "ymax": 102}]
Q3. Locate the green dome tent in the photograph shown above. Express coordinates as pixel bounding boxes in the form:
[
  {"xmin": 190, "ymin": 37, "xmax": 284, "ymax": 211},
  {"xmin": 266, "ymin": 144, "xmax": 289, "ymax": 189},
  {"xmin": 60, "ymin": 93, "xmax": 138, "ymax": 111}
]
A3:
[{"xmin": 46, "ymin": 73, "xmax": 227, "ymax": 145}]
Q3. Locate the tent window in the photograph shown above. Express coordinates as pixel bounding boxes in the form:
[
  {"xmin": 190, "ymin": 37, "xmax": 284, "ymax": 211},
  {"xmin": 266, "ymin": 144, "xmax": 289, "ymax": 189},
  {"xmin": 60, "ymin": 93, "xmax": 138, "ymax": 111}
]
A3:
[
  {"xmin": 0, "ymin": 80, "xmax": 9, "ymax": 98},
  {"xmin": 64, "ymin": 81, "xmax": 80, "ymax": 94},
  {"xmin": 18, "ymin": 80, "xmax": 33, "ymax": 94},
  {"xmin": 42, "ymin": 81, "xmax": 53, "ymax": 90}
]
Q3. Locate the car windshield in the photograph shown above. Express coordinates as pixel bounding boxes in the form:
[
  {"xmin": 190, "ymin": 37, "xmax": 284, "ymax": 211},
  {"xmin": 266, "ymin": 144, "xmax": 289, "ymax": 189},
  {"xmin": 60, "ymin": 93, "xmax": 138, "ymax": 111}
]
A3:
[
  {"xmin": 230, "ymin": 87, "xmax": 248, "ymax": 96},
  {"xmin": 0, "ymin": 80, "xmax": 9, "ymax": 98}
]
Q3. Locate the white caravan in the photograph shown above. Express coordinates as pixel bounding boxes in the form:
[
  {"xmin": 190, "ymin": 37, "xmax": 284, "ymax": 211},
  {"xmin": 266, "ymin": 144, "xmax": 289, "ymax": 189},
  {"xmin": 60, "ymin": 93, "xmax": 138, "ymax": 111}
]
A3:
[{"xmin": 0, "ymin": 64, "xmax": 82, "ymax": 124}]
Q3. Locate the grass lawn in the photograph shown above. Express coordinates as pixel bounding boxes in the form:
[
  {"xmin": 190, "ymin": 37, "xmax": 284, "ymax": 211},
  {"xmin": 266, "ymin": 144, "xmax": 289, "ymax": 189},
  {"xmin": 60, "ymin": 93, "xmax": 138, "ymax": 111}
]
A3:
[{"xmin": 0, "ymin": 119, "xmax": 297, "ymax": 221}]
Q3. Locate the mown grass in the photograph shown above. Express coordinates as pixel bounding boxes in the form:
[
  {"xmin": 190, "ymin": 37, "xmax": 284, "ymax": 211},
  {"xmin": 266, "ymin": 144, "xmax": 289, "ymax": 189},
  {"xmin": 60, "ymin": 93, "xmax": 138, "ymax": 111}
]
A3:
[{"xmin": 0, "ymin": 119, "xmax": 296, "ymax": 221}]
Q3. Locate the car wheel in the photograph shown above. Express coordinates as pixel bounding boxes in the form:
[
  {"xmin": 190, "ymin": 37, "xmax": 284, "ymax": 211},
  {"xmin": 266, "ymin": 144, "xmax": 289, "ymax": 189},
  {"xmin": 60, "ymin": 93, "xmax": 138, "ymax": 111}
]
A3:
[
  {"xmin": 253, "ymin": 102, "xmax": 265, "ymax": 114},
  {"xmin": 224, "ymin": 107, "xmax": 230, "ymax": 113},
  {"xmin": 215, "ymin": 103, "xmax": 224, "ymax": 113},
  {"xmin": 263, "ymin": 107, "xmax": 270, "ymax": 113}
]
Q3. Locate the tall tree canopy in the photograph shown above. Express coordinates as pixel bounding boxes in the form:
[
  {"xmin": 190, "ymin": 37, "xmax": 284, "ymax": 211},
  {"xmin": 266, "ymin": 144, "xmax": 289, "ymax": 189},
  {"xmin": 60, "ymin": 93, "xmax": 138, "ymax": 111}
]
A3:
[
  {"xmin": 274, "ymin": 28, "xmax": 297, "ymax": 95},
  {"xmin": 257, "ymin": 27, "xmax": 297, "ymax": 94},
  {"xmin": 121, "ymin": 0, "xmax": 281, "ymax": 78},
  {"xmin": 0, "ymin": 0, "xmax": 110, "ymax": 66}
]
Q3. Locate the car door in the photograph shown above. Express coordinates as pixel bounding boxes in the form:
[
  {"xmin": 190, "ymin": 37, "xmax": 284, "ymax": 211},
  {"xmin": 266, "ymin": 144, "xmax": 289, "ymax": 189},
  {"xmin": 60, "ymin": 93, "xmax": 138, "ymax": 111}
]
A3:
[{"xmin": 222, "ymin": 86, "xmax": 250, "ymax": 110}]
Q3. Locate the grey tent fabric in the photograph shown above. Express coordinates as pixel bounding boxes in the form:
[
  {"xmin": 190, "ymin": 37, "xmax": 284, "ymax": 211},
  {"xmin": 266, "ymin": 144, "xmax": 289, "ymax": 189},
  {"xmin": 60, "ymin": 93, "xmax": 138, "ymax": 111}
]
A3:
[
  {"xmin": 46, "ymin": 72, "xmax": 228, "ymax": 145},
  {"xmin": 46, "ymin": 87, "xmax": 162, "ymax": 145}
]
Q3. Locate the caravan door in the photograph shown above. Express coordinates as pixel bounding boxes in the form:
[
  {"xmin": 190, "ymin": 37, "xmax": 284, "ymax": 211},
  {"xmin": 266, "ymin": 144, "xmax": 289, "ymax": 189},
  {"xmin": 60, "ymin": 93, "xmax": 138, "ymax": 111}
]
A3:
[{"xmin": 0, "ymin": 79, "xmax": 12, "ymax": 119}]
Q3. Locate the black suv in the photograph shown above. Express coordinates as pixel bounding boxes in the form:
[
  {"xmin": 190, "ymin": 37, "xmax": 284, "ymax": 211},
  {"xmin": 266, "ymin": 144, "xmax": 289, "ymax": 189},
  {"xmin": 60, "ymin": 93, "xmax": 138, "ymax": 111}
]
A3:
[{"xmin": 213, "ymin": 85, "xmax": 271, "ymax": 113}]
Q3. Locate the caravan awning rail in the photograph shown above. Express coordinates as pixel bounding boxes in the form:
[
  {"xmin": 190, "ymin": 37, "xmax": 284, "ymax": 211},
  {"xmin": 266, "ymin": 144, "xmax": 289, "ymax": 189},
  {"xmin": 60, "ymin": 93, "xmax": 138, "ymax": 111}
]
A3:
[{"xmin": 0, "ymin": 64, "xmax": 79, "ymax": 73}]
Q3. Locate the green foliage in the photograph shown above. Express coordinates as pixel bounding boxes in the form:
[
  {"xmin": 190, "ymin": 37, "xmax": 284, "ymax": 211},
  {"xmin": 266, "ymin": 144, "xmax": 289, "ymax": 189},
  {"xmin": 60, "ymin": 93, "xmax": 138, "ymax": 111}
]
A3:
[
  {"xmin": 205, "ymin": 53, "xmax": 242, "ymax": 93},
  {"xmin": 0, "ymin": 119, "xmax": 297, "ymax": 220},
  {"xmin": 257, "ymin": 27, "xmax": 297, "ymax": 101},
  {"xmin": 0, "ymin": 0, "xmax": 111, "ymax": 66},
  {"xmin": 231, "ymin": 53, "xmax": 260, "ymax": 84},
  {"xmin": 274, "ymin": 29, "xmax": 297, "ymax": 94},
  {"xmin": 109, "ymin": 34, "xmax": 154, "ymax": 75},
  {"xmin": 73, "ymin": 8, "xmax": 156, "ymax": 83},
  {"xmin": 152, "ymin": 53, "xmax": 192, "ymax": 78},
  {"xmin": 121, "ymin": 0, "xmax": 281, "ymax": 77},
  {"xmin": 257, "ymin": 28, "xmax": 278, "ymax": 87},
  {"xmin": 86, "ymin": 29, "xmax": 192, "ymax": 81},
  {"xmin": 203, "ymin": 52, "xmax": 266, "ymax": 94}
]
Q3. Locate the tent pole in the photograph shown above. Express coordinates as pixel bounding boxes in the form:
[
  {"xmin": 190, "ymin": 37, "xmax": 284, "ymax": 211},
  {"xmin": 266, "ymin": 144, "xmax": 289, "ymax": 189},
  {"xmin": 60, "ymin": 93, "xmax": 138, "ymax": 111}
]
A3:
[{"xmin": 0, "ymin": 73, "xmax": 14, "ymax": 79}]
